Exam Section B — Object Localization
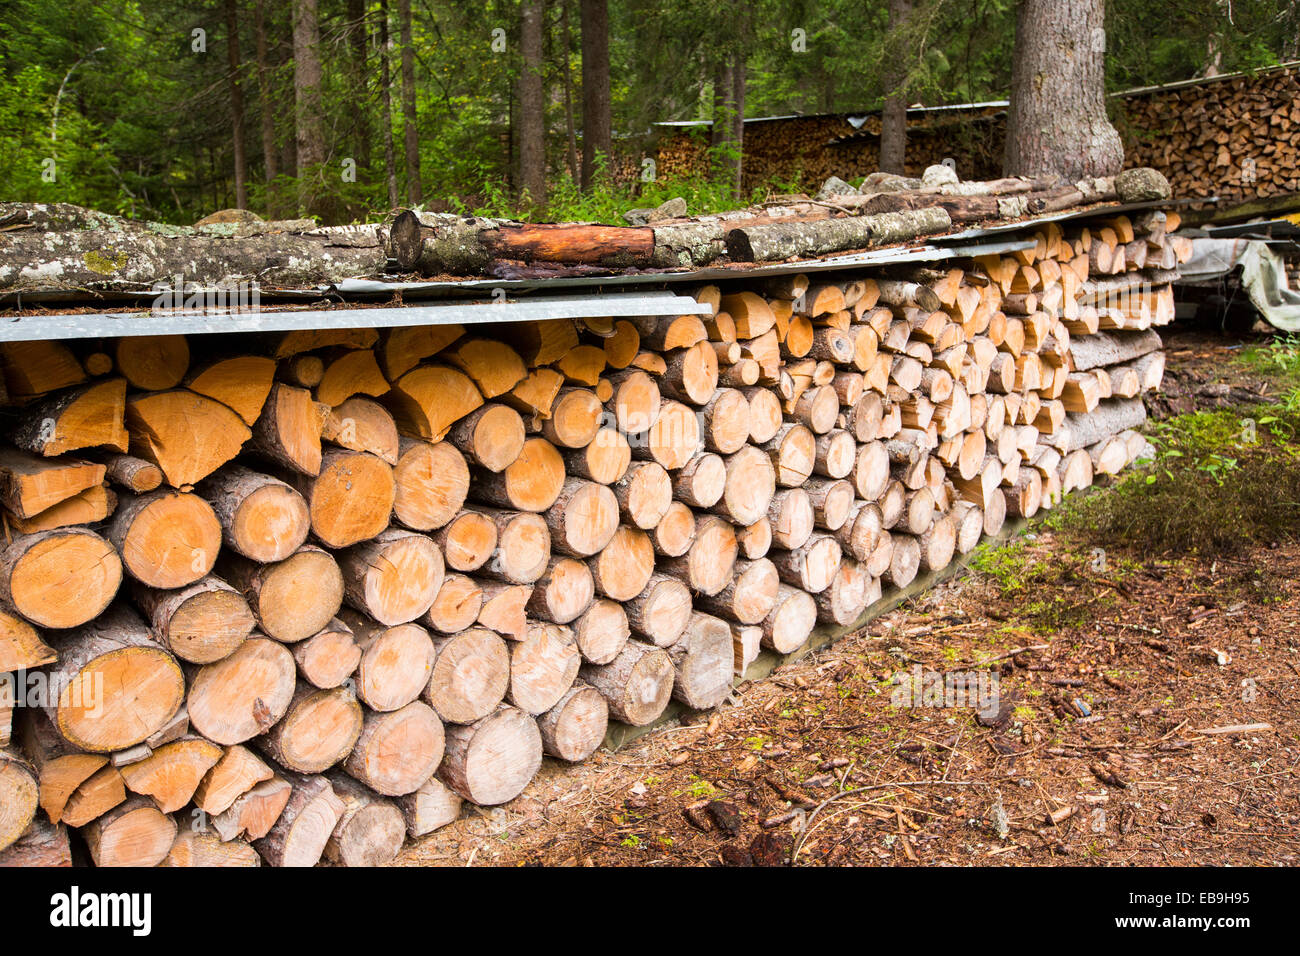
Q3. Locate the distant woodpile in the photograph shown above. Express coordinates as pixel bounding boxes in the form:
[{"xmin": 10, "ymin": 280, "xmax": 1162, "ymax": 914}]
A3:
[
  {"xmin": 1122, "ymin": 65, "xmax": 1300, "ymax": 205},
  {"xmin": 645, "ymin": 64, "xmax": 1300, "ymax": 205},
  {"xmin": 650, "ymin": 107, "xmax": 1006, "ymax": 190}
]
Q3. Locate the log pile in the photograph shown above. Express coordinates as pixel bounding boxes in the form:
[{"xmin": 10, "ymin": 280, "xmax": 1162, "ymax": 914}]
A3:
[
  {"xmin": 647, "ymin": 64, "xmax": 1300, "ymax": 204},
  {"xmin": 1121, "ymin": 65, "xmax": 1300, "ymax": 204},
  {"xmin": 385, "ymin": 167, "xmax": 1170, "ymax": 278},
  {"xmin": 0, "ymin": 202, "xmax": 1183, "ymax": 868},
  {"xmin": 648, "ymin": 107, "xmax": 1007, "ymax": 192}
]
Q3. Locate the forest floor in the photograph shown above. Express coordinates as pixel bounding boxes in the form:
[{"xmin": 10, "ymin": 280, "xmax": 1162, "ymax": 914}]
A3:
[{"xmin": 393, "ymin": 324, "xmax": 1300, "ymax": 867}]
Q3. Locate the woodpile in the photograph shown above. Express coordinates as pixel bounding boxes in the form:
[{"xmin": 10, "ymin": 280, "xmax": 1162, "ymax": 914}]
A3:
[
  {"xmin": 649, "ymin": 107, "xmax": 1007, "ymax": 192},
  {"xmin": 382, "ymin": 169, "xmax": 1169, "ymax": 279},
  {"xmin": 647, "ymin": 65, "xmax": 1300, "ymax": 204},
  {"xmin": 0, "ymin": 199, "xmax": 1182, "ymax": 868},
  {"xmin": 1122, "ymin": 65, "xmax": 1300, "ymax": 204}
]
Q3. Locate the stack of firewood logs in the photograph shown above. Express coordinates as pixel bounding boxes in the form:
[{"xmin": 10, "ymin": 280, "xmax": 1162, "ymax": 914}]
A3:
[
  {"xmin": 648, "ymin": 65, "xmax": 1300, "ymax": 203},
  {"xmin": 0, "ymin": 204, "xmax": 1183, "ymax": 868},
  {"xmin": 1122, "ymin": 65, "xmax": 1300, "ymax": 205}
]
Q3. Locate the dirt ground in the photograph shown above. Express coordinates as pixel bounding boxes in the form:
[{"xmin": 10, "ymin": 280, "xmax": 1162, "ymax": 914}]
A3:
[{"xmin": 393, "ymin": 326, "xmax": 1300, "ymax": 867}]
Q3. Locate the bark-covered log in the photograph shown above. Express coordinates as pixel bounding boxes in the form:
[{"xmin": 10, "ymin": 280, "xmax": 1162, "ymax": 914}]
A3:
[
  {"xmin": 0, "ymin": 217, "xmax": 387, "ymax": 292},
  {"xmin": 725, "ymin": 207, "xmax": 952, "ymax": 262}
]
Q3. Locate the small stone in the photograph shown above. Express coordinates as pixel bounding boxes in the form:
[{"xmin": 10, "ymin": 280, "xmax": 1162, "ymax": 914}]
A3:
[
  {"xmin": 816, "ymin": 176, "xmax": 857, "ymax": 200},
  {"xmin": 194, "ymin": 208, "xmax": 264, "ymax": 226},
  {"xmin": 647, "ymin": 197, "xmax": 688, "ymax": 222},
  {"xmin": 921, "ymin": 164, "xmax": 959, "ymax": 187},
  {"xmin": 1115, "ymin": 167, "xmax": 1172, "ymax": 202},
  {"xmin": 622, "ymin": 207, "xmax": 654, "ymax": 226},
  {"xmin": 861, "ymin": 171, "xmax": 922, "ymax": 193}
]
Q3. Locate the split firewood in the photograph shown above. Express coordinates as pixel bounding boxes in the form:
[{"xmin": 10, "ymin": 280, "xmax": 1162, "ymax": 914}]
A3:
[
  {"xmin": 118, "ymin": 736, "xmax": 223, "ymax": 812},
  {"xmin": 397, "ymin": 775, "xmax": 463, "ymax": 838},
  {"xmin": 185, "ymin": 355, "xmax": 276, "ymax": 426},
  {"xmin": 343, "ymin": 701, "xmax": 445, "ymax": 797},
  {"xmin": 437, "ymin": 705, "xmax": 542, "ymax": 805},
  {"xmin": 0, "ymin": 449, "xmax": 107, "ymax": 519},
  {"xmin": 212, "ymin": 777, "xmax": 292, "ymax": 842},
  {"xmin": 126, "ymin": 389, "xmax": 250, "ymax": 487},
  {"xmin": 186, "ymin": 636, "xmax": 297, "ymax": 746},
  {"xmin": 192, "ymin": 744, "xmax": 274, "ymax": 816},
  {"xmin": 162, "ymin": 829, "xmax": 261, "ymax": 867},
  {"xmin": 11, "ymin": 378, "xmax": 129, "ymax": 456},
  {"xmin": 572, "ymin": 598, "xmax": 631, "ymax": 665},
  {"xmin": 253, "ymin": 773, "xmax": 345, "ymax": 867},
  {"xmin": 538, "ymin": 681, "xmax": 608, "ymax": 762},
  {"xmin": 84, "ymin": 795, "xmax": 178, "ymax": 867},
  {"xmin": 322, "ymin": 397, "xmax": 400, "ymax": 464}
]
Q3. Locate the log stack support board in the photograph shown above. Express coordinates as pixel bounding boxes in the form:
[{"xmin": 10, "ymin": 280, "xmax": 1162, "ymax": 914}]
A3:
[{"xmin": 0, "ymin": 182, "xmax": 1184, "ymax": 867}]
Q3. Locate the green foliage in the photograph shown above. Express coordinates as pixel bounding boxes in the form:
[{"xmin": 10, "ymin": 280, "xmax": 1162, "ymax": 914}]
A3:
[
  {"xmin": 462, "ymin": 162, "xmax": 800, "ymax": 223},
  {"xmin": 0, "ymin": 0, "xmax": 1294, "ymax": 224},
  {"xmin": 1241, "ymin": 334, "xmax": 1300, "ymax": 411},
  {"xmin": 969, "ymin": 538, "xmax": 1102, "ymax": 632},
  {"xmin": 1055, "ymin": 405, "xmax": 1300, "ymax": 559}
]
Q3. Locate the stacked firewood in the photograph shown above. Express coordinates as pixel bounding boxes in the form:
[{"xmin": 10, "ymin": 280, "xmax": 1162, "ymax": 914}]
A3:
[
  {"xmin": 649, "ymin": 108, "xmax": 1007, "ymax": 193},
  {"xmin": 1122, "ymin": 65, "xmax": 1300, "ymax": 205},
  {"xmin": 648, "ymin": 65, "xmax": 1300, "ymax": 203},
  {"xmin": 0, "ymin": 206, "xmax": 1183, "ymax": 868}
]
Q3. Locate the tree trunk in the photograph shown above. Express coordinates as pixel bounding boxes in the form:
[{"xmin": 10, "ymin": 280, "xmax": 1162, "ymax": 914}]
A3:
[
  {"xmin": 253, "ymin": 0, "xmax": 278, "ymax": 196},
  {"xmin": 343, "ymin": 701, "xmax": 444, "ymax": 796},
  {"xmin": 398, "ymin": 0, "xmax": 422, "ymax": 204},
  {"xmin": 560, "ymin": 0, "xmax": 580, "ymax": 182},
  {"xmin": 292, "ymin": 0, "xmax": 326, "ymax": 217},
  {"xmin": 346, "ymin": 0, "xmax": 371, "ymax": 175},
  {"xmin": 225, "ymin": 0, "xmax": 248, "ymax": 209},
  {"xmin": 579, "ymin": 0, "xmax": 611, "ymax": 190},
  {"xmin": 518, "ymin": 0, "xmax": 547, "ymax": 206},
  {"xmin": 378, "ymin": 0, "xmax": 400, "ymax": 209},
  {"xmin": 880, "ymin": 0, "xmax": 912, "ymax": 175},
  {"xmin": 730, "ymin": 51, "xmax": 746, "ymax": 197},
  {"xmin": 1004, "ymin": 0, "xmax": 1123, "ymax": 179}
]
